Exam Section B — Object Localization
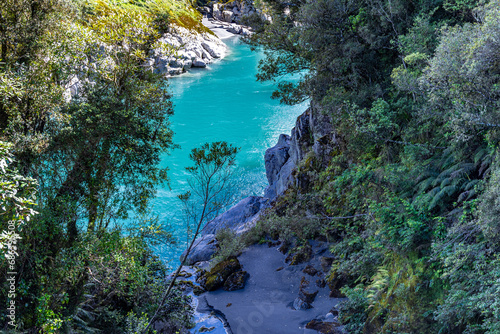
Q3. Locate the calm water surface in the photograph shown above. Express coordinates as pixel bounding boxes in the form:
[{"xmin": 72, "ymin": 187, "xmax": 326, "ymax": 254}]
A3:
[{"xmin": 152, "ymin": 37, "xmax": 307, "ymax": 266}]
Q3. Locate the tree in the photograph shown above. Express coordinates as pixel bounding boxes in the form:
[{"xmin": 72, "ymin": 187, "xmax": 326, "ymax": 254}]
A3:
[
  {"xmin": 0, "ymin": 141, "xmax": 38, "ymax": 252},
  {"xmin": 143, "ymin": 141, "xmax": 239, "ymax": 333}
]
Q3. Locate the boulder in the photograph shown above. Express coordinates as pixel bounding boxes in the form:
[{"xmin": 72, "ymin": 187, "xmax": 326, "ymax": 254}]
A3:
[
  {"xmin": 200, "ymin": 257, "xmax": 242, "ymax": 291},
  {"xmin": 299, "ymin": 286, "xmax": 318, "ymax": 304},
  {"xmin": 168, "ymin": 67, "xmax": 183, "ymax": 76},
  {"xmin": 320, "ymin": 256, "xmax": 334, "ymax": 273},
  {"xmin": 181, "ymin": 234, "xmax": 217, "ymax": 265},
  {"xmin": 293, "ymin": 277, "xmax": 318, "ymax": 310},
  {"xmin": 303, "ymin": 265, "xmax": 319, "ymax": 276},
  {"xmin": 192, "ymin": 58, "xmax": 207, "ymax": 67},
  {"xmin": 223, "ymin": 271, "xmax": 248, "ymax": 291},
  {"xmin": 227, "ymin": 25, "xmax": 243, "ymax": 34},
  {"xmin": 241, "ymin": 28, "xmax": 252, "ymax": 36},
  {"xmin": 293, "ymin": 297, "xmax": 312, "ymax": 310},
  {"xmin": 154, "ymin": 56, "xmax": 169, "ymax": 74},
  {"xmin": 285, "ymin": 243, "xmax": 312, "ymax": 265},
  {"xmin": 213, "ymin": 3, "xmax": 223, "ymax": 20},
  {"xmin": 305, "ymin": 320, "xmax": 342, "ymax": 334},
  {"xmin": 265, "ymin": 134, "xmax": 291, "ymax": 187},
  {"xmin": 183, "ymin": 59, "xmax": 193, "ymax": 69},
  {"xmin": 168, "ymin": 58, "xmax": 183, "ymax": 68},
  {"xmin": 222, "ymin": 10, "xmax": 234, "ymax": 23},
  {"xmin": 202, "ymin": 41, "xmax": 224, "ymax": 58},
  {"xmin": 202, "ymin": 196, "xmax": 269, "ymax": 235}
]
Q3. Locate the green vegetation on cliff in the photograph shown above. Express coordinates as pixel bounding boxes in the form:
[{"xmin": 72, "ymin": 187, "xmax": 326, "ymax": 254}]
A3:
[{"xmin": 246, "ymin": 0, "xmax": 500, "ymax": 332}]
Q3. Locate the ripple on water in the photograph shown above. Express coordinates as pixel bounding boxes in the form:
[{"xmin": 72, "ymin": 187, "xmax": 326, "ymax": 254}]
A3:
[{"xmin": 149, "ymin": 36, "xmax": 308, "ymax": 268}]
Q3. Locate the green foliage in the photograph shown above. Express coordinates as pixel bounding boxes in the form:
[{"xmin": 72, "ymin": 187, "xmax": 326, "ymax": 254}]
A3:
[
  {"xmin": 0, "ymin": 0, "xmax": 202, "ymax": 331},
  {"xmin": 248, "ymin": 0, "xmax": 500, "ymax": 332},
  {"xmin": 338, "ymin": 286, "xmax": 369, "ymax": 334},
  {"xmin": 0, "ymin": 142, "xmax": 38, "ymax": 249}
]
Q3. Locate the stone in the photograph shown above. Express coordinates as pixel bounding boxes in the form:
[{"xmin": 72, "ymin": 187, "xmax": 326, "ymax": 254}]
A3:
[
  {"xmin": 183, "ymin": 59, "xmax": 193, "ymax": 69},
  {"xmin": 292, "ymin": 277, "xmax": 318, "ymax": 310},
  {"xmin": 202, "ymin": 41, "xmax": 224, "ymax": 58},
  {"xmin": 168, "ymin": 58, "xmax": 183, "ymax": 68},
  {"xmin": 320, "ymin": 256, "xmax": 334, "ymax": 273},
  {"xmin": 329, "ymin": 289, "xmax": 345, "ymax": 298},
  {"xmin": 303, "ymin": 265, "xmax": 319, "ymax": 276},
  {"xmin": 227, "ymin": 25, "xmax": 242, "ymax": 34},
  {"xmin": 150, "ymin": 24, "xmax": 227, "ymax": 76},
  {"xmin": 329, "ymin": 307, "xmax": 339, "ymax": 316},
  {"xmin": 202, "ymin": 196, "xmax": 269, "ymax": 235},
  {"xmin": 316, "ymin": 279, "xmax": 326, "ymax": 288},
  {"xmin": 200, "ymin": 257, "xmax": 242, "ymax": 291},
  {"xmin": 223, "ymin": 271, "xmax": 248, "ymax": 291},
  {"xmin": 168, "ymin": 67, "xmax": 183, "ymax": 76},
  {"xmin": 265, "ymin": 134, "xmax": 291, "ymax": 187},
  {"xmin": 286, "ymin": 243, "xmax": 312, "ymax": 265},
  {"xmin": 192, "ymin": 58, "xmax": 207, "ymax": 67},
  {"xmin": 154, "ymin": 56, "xmax": 169, "ymax": 74},
  {"xmin": 293, "ymin": 297, "xmax": 312, "ymax": 310},
  {"xmin": 222, "ymin": 10, "xmax": 234, "ymax": 22},
  {"xmin": 181, "ymin": 234, "xmax": 216, "ymax": 265},
  {"xmin": 199, "ymin": 326, "xmax": 215, "ymax": 333},
  {"xmin": 305, "ymin": 319, "xmax": 342, "ymax": 334},
  {"xmin": 299, "ymin": 277, "xmax": 319, "ymax": 304},
  {"xmin": 241, "ymin": 28, "xmax": 252, "ymax": 36}
]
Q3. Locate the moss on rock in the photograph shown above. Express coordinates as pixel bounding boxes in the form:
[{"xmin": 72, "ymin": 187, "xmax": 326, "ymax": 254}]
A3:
[{"xmin": 201, "ymin": 257, "xmax": 242, "ymax": 291}]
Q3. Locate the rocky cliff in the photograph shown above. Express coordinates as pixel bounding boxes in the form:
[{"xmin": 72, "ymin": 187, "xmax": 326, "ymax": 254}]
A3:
[
  {"xmin": 264, "ymin": 103, "xmax": 336, "ymax": 200},
  {"xmin": 184, "ymin": 103, "xmax": 336, "ymax": 264}
]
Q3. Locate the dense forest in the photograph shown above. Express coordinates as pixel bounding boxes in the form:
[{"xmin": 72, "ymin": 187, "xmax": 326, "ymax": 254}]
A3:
[
  {"xmin": 0, "ymin": 0, "xmax": 197, "ymax": 332},
  {"xmin": 2, "ymin": 0, "xmax": 500, "ymax": 333},
  {"xmin": 239, "ymin": 0, "xmax": 500, "ymax": 332}
]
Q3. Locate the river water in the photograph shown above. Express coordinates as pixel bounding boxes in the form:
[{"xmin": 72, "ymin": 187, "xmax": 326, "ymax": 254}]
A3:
[{"xmin": 151, "ymin": 36, "xmax": 307, "ymax": 267}]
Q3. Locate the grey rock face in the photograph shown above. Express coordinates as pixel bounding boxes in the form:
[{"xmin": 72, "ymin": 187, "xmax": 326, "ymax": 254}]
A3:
[
  {"xmin": 192, "ymin": 59, "xmax": 207, "ymax": 67},
  {"xmin": 264, "ymin": 134, "xmax": 294, "ymax": 199},
  {"xmin": 265, "ymin": 134, "xmax": 291, "ymax": 185},
  {"xmin": 181, "ymin": 234, "xmax": 217, "ymax": 265},
  {"xmin": 222, "ymin": 10, "xmax": 234, "ymax": 23},
  {"xmin": 203, "ymin": 196, "xmax": 269, "ymax": 235},
  {"xmin": 264, "ymin": 104, "xmax": 336, "ymax": 200}
]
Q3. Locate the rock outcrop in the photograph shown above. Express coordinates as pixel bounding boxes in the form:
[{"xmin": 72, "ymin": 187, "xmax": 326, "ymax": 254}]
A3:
[
  {"xmin": 197, "ymin": 257, "xmax": 244, "ymax": 291},
  {"xmin": 148, "ymin": 25, "xmax": 227, "ymax": 76},
  {"xmin": 223, "ymin": 270, "xmax": 249, "ymax": 291},
  {"xmin": 182, "ymin": 196, "xmax": 269, "ymax": 264},
  {"xmin": 208, "ymin": 0, "xmax": 260, "ymax": 24},
  {"xmin": 202, "ymin": 196, "xmax": 269, "ymax": 235},
  {"xmin": 264, "ymin": 104, "xmax": 336, "ymax": 200},
  {"xmin": 181, "ymin": 234, "xmax": 217, "ymax": 266}
]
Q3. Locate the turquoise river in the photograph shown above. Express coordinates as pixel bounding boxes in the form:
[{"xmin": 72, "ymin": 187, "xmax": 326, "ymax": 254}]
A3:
[{"xmin": 151, "ymin": 37, "xmax": 307, "ymax": 266}]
